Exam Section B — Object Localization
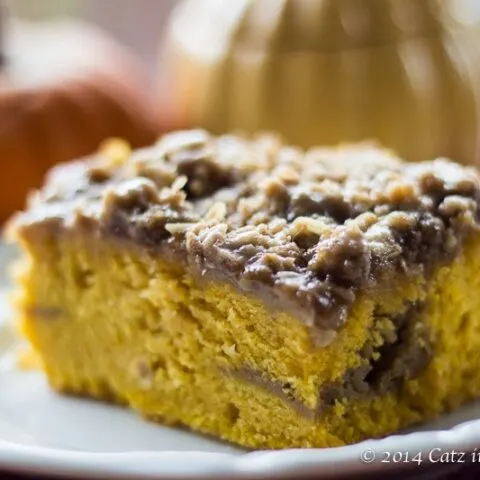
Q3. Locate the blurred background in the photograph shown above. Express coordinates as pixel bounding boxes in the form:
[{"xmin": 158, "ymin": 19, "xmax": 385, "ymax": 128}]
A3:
[
  {"xmin": 10, "ymin": 0, "xmax": 178, "ymax": 74},
  {"xmin": 2, "ymin": 0, "xmax": 480, "ymax": 223},
  {"xmin": 0, "ymin": 0, "xmax": 179, "ymax": 221}
]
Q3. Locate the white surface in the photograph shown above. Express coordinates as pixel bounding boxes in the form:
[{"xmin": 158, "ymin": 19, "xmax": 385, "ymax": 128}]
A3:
[{"xmin": 2, "ymin": 300, "xmax": 480, "ymax": 478}]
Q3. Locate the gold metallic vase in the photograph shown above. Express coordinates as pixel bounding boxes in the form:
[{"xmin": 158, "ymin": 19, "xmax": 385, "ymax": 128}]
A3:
[{"xmin": 165, "ymin": 0, "xmax": 480, "ymax": 164}]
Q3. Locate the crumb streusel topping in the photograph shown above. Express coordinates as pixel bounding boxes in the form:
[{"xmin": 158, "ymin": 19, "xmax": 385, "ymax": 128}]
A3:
[{"xmin": 15, "ymin": 130, "xmax": 480, "ymax": 330}]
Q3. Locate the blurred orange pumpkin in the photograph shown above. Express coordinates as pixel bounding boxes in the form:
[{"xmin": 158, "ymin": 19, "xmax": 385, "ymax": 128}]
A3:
[{"xmin": 0, "ymin": 19, "xmax": 159, "ymax": 221}]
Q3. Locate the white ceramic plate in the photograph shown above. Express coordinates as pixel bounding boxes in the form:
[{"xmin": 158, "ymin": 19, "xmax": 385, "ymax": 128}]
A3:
[{"xmin": 2, "ymin": 293, "xmax": 480, "ymax": 479}]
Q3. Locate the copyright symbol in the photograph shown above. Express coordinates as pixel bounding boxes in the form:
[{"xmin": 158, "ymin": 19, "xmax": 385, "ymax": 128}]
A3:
[{"xmin": 361, "ymin": 449, "xmax": 376, "ymax": 463}]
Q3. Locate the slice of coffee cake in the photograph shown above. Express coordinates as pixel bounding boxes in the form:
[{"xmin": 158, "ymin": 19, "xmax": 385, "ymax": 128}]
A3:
[{"xmin": 8, "ymin": 131, "xmax": 480, "ymax": 448}]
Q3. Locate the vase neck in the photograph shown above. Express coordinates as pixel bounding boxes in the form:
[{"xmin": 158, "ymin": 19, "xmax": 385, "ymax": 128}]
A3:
[{"xmin": 235, "ymin": 0, "xmax": 449, "ymax": 52}]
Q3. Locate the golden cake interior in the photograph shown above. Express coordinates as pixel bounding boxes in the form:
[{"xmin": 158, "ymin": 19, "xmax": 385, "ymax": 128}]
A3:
[{"xmin": 13, "ymin": 226, "xmax": 480, "ymax": 449}]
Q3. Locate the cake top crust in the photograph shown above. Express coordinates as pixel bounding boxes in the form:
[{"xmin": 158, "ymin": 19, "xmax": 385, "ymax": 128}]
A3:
[{"xmin": 13, "ymin": 130, "xmax": 480, "ymax": 332}]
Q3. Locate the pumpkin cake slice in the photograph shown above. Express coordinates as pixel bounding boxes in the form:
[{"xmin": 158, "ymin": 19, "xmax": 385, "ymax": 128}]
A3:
[{"xmin": 8, "ymin": 130, "xmax": 480, "ymax": 449}]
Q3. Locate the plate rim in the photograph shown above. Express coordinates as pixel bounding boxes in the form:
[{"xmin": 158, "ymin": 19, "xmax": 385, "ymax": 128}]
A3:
[{"xmin": 1, "ymin": 420, "xmax": 480, "ymax": 479}]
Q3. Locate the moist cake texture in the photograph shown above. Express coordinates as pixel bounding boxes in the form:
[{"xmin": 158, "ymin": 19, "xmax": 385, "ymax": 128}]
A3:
[{"xmin": 9, "ymin": 130, "xmax": 480, "ymax": 448}]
